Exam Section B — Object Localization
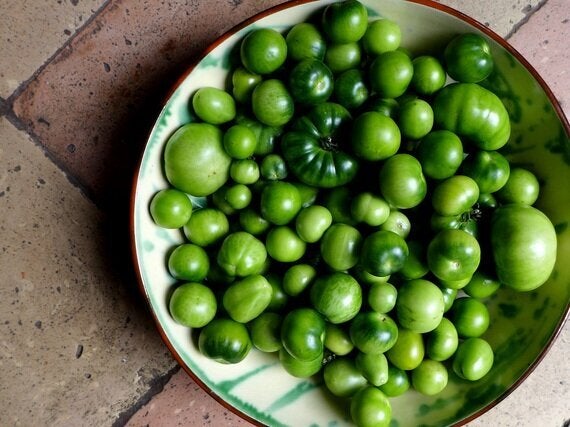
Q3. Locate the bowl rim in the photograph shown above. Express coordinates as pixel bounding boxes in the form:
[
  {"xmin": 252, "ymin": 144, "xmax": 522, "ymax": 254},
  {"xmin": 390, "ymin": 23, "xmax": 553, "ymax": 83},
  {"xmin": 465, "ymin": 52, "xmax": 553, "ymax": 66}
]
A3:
[{"xmin": 129, "ymin": 1, "xmax": 570, "ymax": 425}]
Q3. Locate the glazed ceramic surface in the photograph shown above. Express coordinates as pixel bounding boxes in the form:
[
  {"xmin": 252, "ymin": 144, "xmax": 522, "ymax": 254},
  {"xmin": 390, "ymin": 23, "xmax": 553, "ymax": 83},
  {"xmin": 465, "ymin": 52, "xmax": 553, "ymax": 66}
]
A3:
[{"xmin": 131, "ymin": 0, "xmax": 570, "ymax": 425}]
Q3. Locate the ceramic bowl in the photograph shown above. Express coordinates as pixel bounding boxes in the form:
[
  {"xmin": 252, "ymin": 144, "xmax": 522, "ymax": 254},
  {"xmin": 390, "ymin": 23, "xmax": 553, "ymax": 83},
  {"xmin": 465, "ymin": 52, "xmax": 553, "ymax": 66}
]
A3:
[{"xmin": 131, "ymin": 0, "xmax": 570, "ymax": 425}]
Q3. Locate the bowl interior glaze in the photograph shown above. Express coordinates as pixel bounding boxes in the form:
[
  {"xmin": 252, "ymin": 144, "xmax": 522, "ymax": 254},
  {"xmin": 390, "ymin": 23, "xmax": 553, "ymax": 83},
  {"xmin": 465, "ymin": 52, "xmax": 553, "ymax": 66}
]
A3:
[{"xmin": 131, "ymin": 1, "xmax": 570, "ymax": 425}]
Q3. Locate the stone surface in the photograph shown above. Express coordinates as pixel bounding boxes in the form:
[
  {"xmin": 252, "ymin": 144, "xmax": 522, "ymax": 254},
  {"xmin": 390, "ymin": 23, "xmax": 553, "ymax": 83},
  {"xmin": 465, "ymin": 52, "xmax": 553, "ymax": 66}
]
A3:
[{"xmin": 0, "ymin": 0, "xmax": 107, "ymax": 98}]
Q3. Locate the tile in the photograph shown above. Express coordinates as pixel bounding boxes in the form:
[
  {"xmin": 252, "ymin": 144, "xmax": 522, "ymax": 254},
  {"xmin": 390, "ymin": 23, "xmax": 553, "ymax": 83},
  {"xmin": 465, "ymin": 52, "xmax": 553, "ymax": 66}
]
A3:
[
  {"xmin": 0, "ymin": 116, "xmax": 175, "ymax": 426},
  {"xmin": 11, "ymin": 0, "xmax": 289, "ymax": 208},
  {"xmin": 0, "ymin": 0, "xmax": 107, "ymax": 98}
]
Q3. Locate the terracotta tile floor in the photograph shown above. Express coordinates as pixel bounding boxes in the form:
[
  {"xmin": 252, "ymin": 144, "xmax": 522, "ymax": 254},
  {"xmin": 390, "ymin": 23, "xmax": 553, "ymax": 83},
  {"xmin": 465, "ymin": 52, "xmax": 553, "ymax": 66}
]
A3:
[{"xmin": 1, "ymin": 0, "xmax": 569, "ymax": 426}]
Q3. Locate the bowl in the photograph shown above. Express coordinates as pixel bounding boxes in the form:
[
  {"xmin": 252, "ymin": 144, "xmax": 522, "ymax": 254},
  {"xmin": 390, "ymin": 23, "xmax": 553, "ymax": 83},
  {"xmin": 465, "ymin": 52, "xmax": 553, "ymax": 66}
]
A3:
[{"xmin": 131, "ymin": 0, "xmax": 570, "ymax": 425}]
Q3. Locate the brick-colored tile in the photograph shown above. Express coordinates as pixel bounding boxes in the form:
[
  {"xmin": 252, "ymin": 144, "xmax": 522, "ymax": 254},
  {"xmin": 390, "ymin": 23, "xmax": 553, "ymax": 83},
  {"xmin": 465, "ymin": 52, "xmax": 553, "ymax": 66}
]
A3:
[{"xmin": 0, "ymin": 0, "xmax": 107, "ymax": 98}]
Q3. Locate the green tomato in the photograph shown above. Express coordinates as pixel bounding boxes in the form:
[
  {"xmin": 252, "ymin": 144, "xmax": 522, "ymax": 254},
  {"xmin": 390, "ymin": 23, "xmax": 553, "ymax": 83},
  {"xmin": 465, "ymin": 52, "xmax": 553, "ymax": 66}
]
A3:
[
  {"xmin": 462, "ymin": 150, "xmax": 510, "ymax": 194},
  {"xmin": 416, "ymin": 130, "xmax": 464, "ymax": 180},
  {"xmin": 400, "ymin": 240, "xmax": 429, "ymax": 280},
  {"xmin": 235, "ymin": 113, "xmax": 283, "ymax": 156},
  {"xmin": 320, "ymin": 223, "xmax": 362, "ymax": 271},
  {"xmin": 433, "ymin": 82, "xmax": 510, "ymax": 150},
  {"xmin": 349, "ymin": 312, "xmax": 399, "ymax": 354},
  {"xmin": 351, "ymin": 111, "xmax": 401, "ymax": 161},
  {"xmin": 411, "ymin": 359, "xmax": 449, "ymax": 396},
  {"xmin": 240, "ymin": 28, "xmax": 287, "ymax": 75},
  {"xmin": 224, "ymin": 183, "xmax": 252, "ymax": 210},
  {"xmin": 365, "ymin": 96, "xmax": 399, "ymax": 119},
  {"xmin": 350, "ymin": 386, "xmax": 392, "ymax": 427},
  {"xmin": 368, "ymin": 282, "xmax": 397, "ymax": 314},
  {"xmin": 183, "ymin": 208, "xmax": 229, "ymax": 247},
  {"xmin": 281, "ymin": 308, "xmax": 325, "ymax": 362},
  {"xmin": 380, "ymin": 210, "xmax": 411, "ymax": 238},
  {"xmin": 321, "ymin": 0, "xmax": 368, "ymax": 43},
  {"xmin": 288, "ymin": 59, "xmax": 334, "ymax": 105},
  {"xmin": 324, "ymin": 42, "xmax": 362, "ymax": 73},
  {"xmin": 463, "ymin": 271, "xmax": 501, "ymax": 299},
  {"xmin": 282, "ymin": 102, "xmax": 358, "ymax": 188},
  {"xmin": 265, "ymin": 274, "xmax": 289, "ymax": 312},
  {"xmin": 323, "ymin": 186, "xmax": 357, "ymax": 225},
  {"xmin": 198, "ymin": 318, "xmax": 252, "ymax": 364},
  {"xmin": 238, "ymin": 207, "xmax": 270, "ymax": 236},
  {"xmin": 495, "ymin": 167, "xmax": 540, "ymax": 205},
  {"xmin": 425, "ymin": 317, "xmax": 459, "ymax": 362},
  {"xmin": 192, "ymin": 87, "xmax": 236, "ymax": 125},
  {"xmin": 379, "ymin": 365, "xmax": 409, "ymax": 397},
  {"xmin": 444, "ymin": 33, "xmax": 494, "ymax": 83},
  {"xmin": 427, "ymin": 229, "xmax": 481, "ymax": 282},
  {"xmin": 222, "ymin": 274, "xmax": 272, "ymax": 323},
  {"xmin": 150, "ymin": 188, "xmax": 192, "ymax": 229},
  {"xmin": 356, "ymin": 351, "xmax": 389, "ymax": 386},
  {"xmin": 168, "ymin": 243, "xmax": 210, "ymax": 282},
  {"xmin": 217, "ymin": 231, "xmax": 267, "ymax": 277},
  {"xmin": 286, "ymin": 22, "xmax": 326, "ymax": 61},
  {"xmin": 279, "ymin": 347, "xmax": 323, "ymax": 378},
  {"xmin": 350, "ymin": 192, "xmax": 390, "ymax": 226},
  {"xmin": 386, "ymin": 328, "xmax": 425, "ymax": 371},
  {"xmin": 333, "ymin": 68, "xmax": 369, "ymax": 110},
  {"xmin": 260, "ymin": 181, "xmax": 302, "ymax": 225},
  {"xmin": 362, "ymin": 19, "xmax": 401, "ymax": 54},
  {"xmin": 211, "ymin": 186, "xmax": 236, "ymax": 216},
  {"xmin": 169, "ymin": 282, "xmax": 217, "ymax": 328},
  {"xmin": 379, "ymin": 154, "xmax": 427, "ymax": 209},
  {"xmin": 360, "ymin": 230, "xmax": 409, "ymax": 277},
  {"xmin": 283, "ymin": 264, "xmax": 316, "ymax": 296},
  {"xmin": 223, "ymin": 124, "xmax": 257, "ymax": 159},
  {"xmin": 294, "ymin": 182, "xmax": 319, "ymax": 208},
  {"xmin": 411, "ymin": 55, "xmax": 446, "ymax": 96},
  {"xmin": 323, "ymin": 357, "xmax": 368, "ymax": 398},
  {"xmin": 249, "ymin": 312, "xmax": 283, "ymax": 353},
  {"xmin": 230, "ymin": 159, "xmax": 260, "ymax": 185},
  {"xmin": 491, "ymin": 204, "xmax": 557, "ymax": 291},
  {"xmin": 396, "ymin": 279, "xmax": 445, "ymax": 333},
  {"xmin": 252, "ymin": 79, "xmax": 294, "ymax": 127},
  {"xmin": 453, "ymin": 337, "xmax": 494, "ymax": 381},
  {"xmin": 266, "ymin": 226, "xmax": 306, "ymax": 263},
  {"xmin": 310, "ymin": 272, "xmax": 362, "ymax": 324},
  {"xmin": 260, "ymin": 154, "xmax": 288, "ymax": 181},
  {"xmin": 449, "ymin": 297, "xmax": 490, "ymax": 338},
  {"xmin": 231, "ymin": 66, "xmax": 262, "ymax": 104},
  {"xmin": 164, "ymin": 123, "xmax": 231, "ymax": 196},
  {"xmin": 324, "ymin": 323, "xmax": 354, "ymax": 356},
  {"xmin": 397, "ymin": 99, "xmax": 434, "ymax": 140},
  {"xmin": 295, "ymin": 205, "xmax": 333, "ymax": 243},
  {"xmin": 369, "ymin": 50, "xmax": 413, "ymax": 98},
  {"xmin": 432, "ymin": 175, "xmax": 480, "ymax": 216}
]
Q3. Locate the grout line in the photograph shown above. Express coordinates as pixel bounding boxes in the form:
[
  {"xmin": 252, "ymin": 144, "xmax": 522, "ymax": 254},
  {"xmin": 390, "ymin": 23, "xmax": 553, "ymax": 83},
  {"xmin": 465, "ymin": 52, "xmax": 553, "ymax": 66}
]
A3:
[
  {"xmin": 505, "ymin": 0, "xmax": 549, "ymax": 40},
  {"xmin": 111, "ymin": 365, "xmax": 181, "ymax": 427}
]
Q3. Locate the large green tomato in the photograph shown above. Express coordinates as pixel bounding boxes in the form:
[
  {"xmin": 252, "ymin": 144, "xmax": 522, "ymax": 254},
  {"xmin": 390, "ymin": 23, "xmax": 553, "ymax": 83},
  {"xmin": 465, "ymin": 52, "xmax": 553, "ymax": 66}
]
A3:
[
  {"xmin": 222, "ymin": 275, "xmax": 273, "ymax": 323},
  {"xmin": 286, "ymin": 22, "xmax": 326, "ymax": 61},
  {"xmin": 260, "ymin": 181, "xmax": 302, "ymax": 225},
  {"xmin": 360, "ymin": 230, "xmax": 409, "ymax": 277},
  {"xmin": 416, "ymin": 130, "xmax": 464, "ymax": 180},
  {"xmin": 217, "ymin": 231, "xmax": 267, "ymax": 277},
  {"xmin": 427, "ymin": 229, "xmax": 481, "ymax": 283},
  {"xmin": 491, "ymin": 204, "xmax": 557, "ymax": 291},
  {"xmin": 288, "ymin": 59, "xmax": 334, "ymax": 105},
  {"xmin": 321, "ymin": 0, "xmax": 368, "ymax": 43},
  {"xmin": 310, "ymin": 272, "xmax": 362, "ymax": 324},
  {"xmin": 320, "ymin": 223, "xmax": 362, "ymax": 271},
  {"xmin": 240, "ymin": 28, "xmax": 287, "ymax": 75},
  {"xmin": 349, "ymin": 312, "xmax": 398, "ymax": 354},
  {"xmin": 281, "ymin": 308, "xmax": 325, "ymax": 362},
  {"xmin": 444, "ymin": 33, "xmax": 494, "ymax": 83},
  {"xmin": 396, "ymin": 279, "xmax": 445, "ymax": 333},
  {"xmin": 164, "ymin": 123, "xmax": 231, "ymax": 197},
  {"xmin": 351, "ymin": 111, "xmax": 401, "ymax": 161},
  {"xmin": 282, "ymin": 102, "xmax": 358, "ymax": 188},
  {"xmin": 369, "ymin": 50, "xmax": 413, "ymax": 98},
  {"xmin": 379, "ymin": 154, "xmax": 427, "ymax": 209},
  {"xmin": 198, "ymin": 318, "xmax": 252, "ymax": 364}
]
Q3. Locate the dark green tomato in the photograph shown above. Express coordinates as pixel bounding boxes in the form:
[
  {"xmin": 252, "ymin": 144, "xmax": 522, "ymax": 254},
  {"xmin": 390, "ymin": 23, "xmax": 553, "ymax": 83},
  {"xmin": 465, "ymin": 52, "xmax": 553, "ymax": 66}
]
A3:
[
  {"xmin": 164, "ymin": 123, "xmax": 231, "ymax": 197},
  {"xmin": 234, "ymin": 114, "xmax": 282, "ymax": 156},
  {"xmin": 266, "ymin": 226, "xmax": 307, "ymax": 263},
  {"xmin": 350, "ymin": 192, "xmax": 390, "ymax": 227},
  {"xmin": 238, "ymin": 207, "xmax": 270, "ymax": 236},
  {"xmin": 427, "ymin": 229, "xmax": 481, "ymax": 282},
  {"xmin": 449, "ymin": 297, "xmax": 490, "ymax": 338},
  {"xmin": 323, "ymin": 186, "xmax": 357, "ymax": 225},
  {"xmin": 462, "ymin": 150, "xmax": 510, "ymax": 194},
  {"xmin": 416, "ymin": 130, "xmax": 464, "ymax": 180},
  {"xmin": 432, "ymin": 175, "xmax": 479, "ymax": 216},
  {"xmin": 365, "ymin": 96, "xmax": 399, "ymax": 119},
  {"xmin": 283, "ymin": 264, "xmax": 316, "ymax": 296},
  {"xmin": 334, "ymin": 68, "xmax": 369, "ymax": 110},
  {"xmin": 440, "ymin": 286, "xmax": 458, "ymax": 313},
  {"xmin": 324, "ymin": 323, "xmax": 354, "ymax": 356},
  {"xmin": 444, "ymin": 33, "xmax": 494, "ymax": 83},
  {"xmin": 411, "ymin": 360, "xmax": 449, "ymax": 396},
  {"xmin": 323, "ymin": 357, "xmax": 368, "ymax": 398},
  {"xmin": 230, "ymin": 159, "xmax": 260, "ymax": 185},
  {"xmin": 289, "ymin": 59, "xmax": 333, "ymax": 105},
  {"xmin": 356, "ymin": 351, "xmax": 389, "ymax": 387},
  {"xmin": 380, "ymin": 210, "xmax": 411, "ymax": 239},
  {"xmin": 224, "ymin": 183, "xmax": 252, "ymax": 210},
  {"xmin": 478, "ymin": 192, "xmax": 498, "ymax": 209},
  {"xmin": 183, "ymin": 208, "xmax": 229, "ymax": 247},
  {"xmin": 379, "ymin": 154, "xmax": 427, "ymax": 209},
  {"xmin": 396, "ymin": 279, "xmax": 445, "ymax": 333},
  {"xmin": 169, "ymin": 282, "xmax": 217, "ymax": 328},
  {"xmin": 321, "ymin": 0, "xmax": 368, "ymax": 43},
  {"xmin": 433, "ymin": 82, "xmax": 510, "ymax": 150},
  {"xmin": 399, "ymin": 240, "xmax": 429, "ymax": 280},
  {"xmin": 281, "ymin": 308, "xmax": 325, "ymax": 362},
  {"xmin": 192, "ymin": 87, "xmax": 236, "ymax": 125},
  {"xmin": 198, "ymin": 318, "xmax": 252, "ymax": 364},
  {"xmin": 362, "ymin": 19, "xmax": 401, "ymax": 55},
  {"xmin": 411, "ymin": 55, "xmax": 446, "ymax": 96},
  {"xmin": 349, "ymin": 312, "xmax": 399, "ymax": 354},
  {"xmin": 397, "ymin": 99, "xmax": 434, "ymax": 140},
  {"xmin": 352, "ymin": 111, "xmax": 401, "ymax": 161},
  {"xmin": 360, "ymin": 230, "xmax": 409, "ymax": 277},
  {"xmin": 260, "ymin": 154, "xmax": 288, "ymax": 181},
  {"xmin": 249, "ymin": 312, "xmax": 283, "ymax": 353},
  {"xmin": 260, "ymin": 181, "xmax": 302, "ymax": 225},
  {"xmin": 369, "ymin": 50, "xmax": 414, "ymax": 98},
  {"xmin": 495, "ymin": 167, "xmax": 540, "ymax": 205},
  {"xmin": 251, "ymin": 79, "xmax": 294, "ymax": 127},
  {"xmin": 295, "ymin": 205, "xmax": 333, "ymax": 243},
  {"xmin": 286, "ymin": 22, "xmax": 326, "ymax": 61},
  {"xmin": 279, "ymin": 347, "xmax": 323, "ymax": 378},
  {"xmin": 240, "ymin": 28, "xmax": 287, "ymax": 75},
  {"xmin": 310, "ymin": 272, "xmax": 363, "ymax": 324},
  {"xmin": 320, "ymin": 223, "xmax": 362, "ymax": 271},
  {"xmin": 379, "ymin": 365, "xmax": 410, "ymax": 397},
  {"xmin": 491, "ymin": 204, "xmax": 557, "ymax": 291},
  {"xmin": 368, "ymin": 282, "xmax": 397, "ymax": 314},
  {"xmin": 463, "ymin": 271, "xmax": 501, "ymax": 299},
  {"xmin": 223, "ymin": 275, "xmax": 272, "ymax": 324},
  {"xmin": 425, "ymin": 317, "xmax": 459, "ymax": 362},
  {"xmin": 350, "ymin": 386, "xmax": 392, "ymax": 427},
  {"xmin": 150, "ymin": 189, "xmax": 193, "ymax": 229},
  {"xmin": 265, "ymin": 274, "xmax": 289, "ymax": 312},
  {"xmin": 217, "ymin": 231, "xmax": 267, "ymax": 277},
  {"xmin": 452, "ymin": 337, "xmax": 494, "ymax": 381},
  {"xmin": 324, "ymin": 42, "xmax": 362, "ymax": 74},
  {"xmin": 386, "ymin": 328, "xmax": 425, "ymax": 371},
  {"xmin": 282, "ymin": 102, "xmax": 358, "ymax": 188},
  {"xmin": 231, "ymin": 66, "xmax": 262, "ymax": 104},
  {"xmin": 168, "ymin": 244, "xmax": 209, "ymax": 282}
]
